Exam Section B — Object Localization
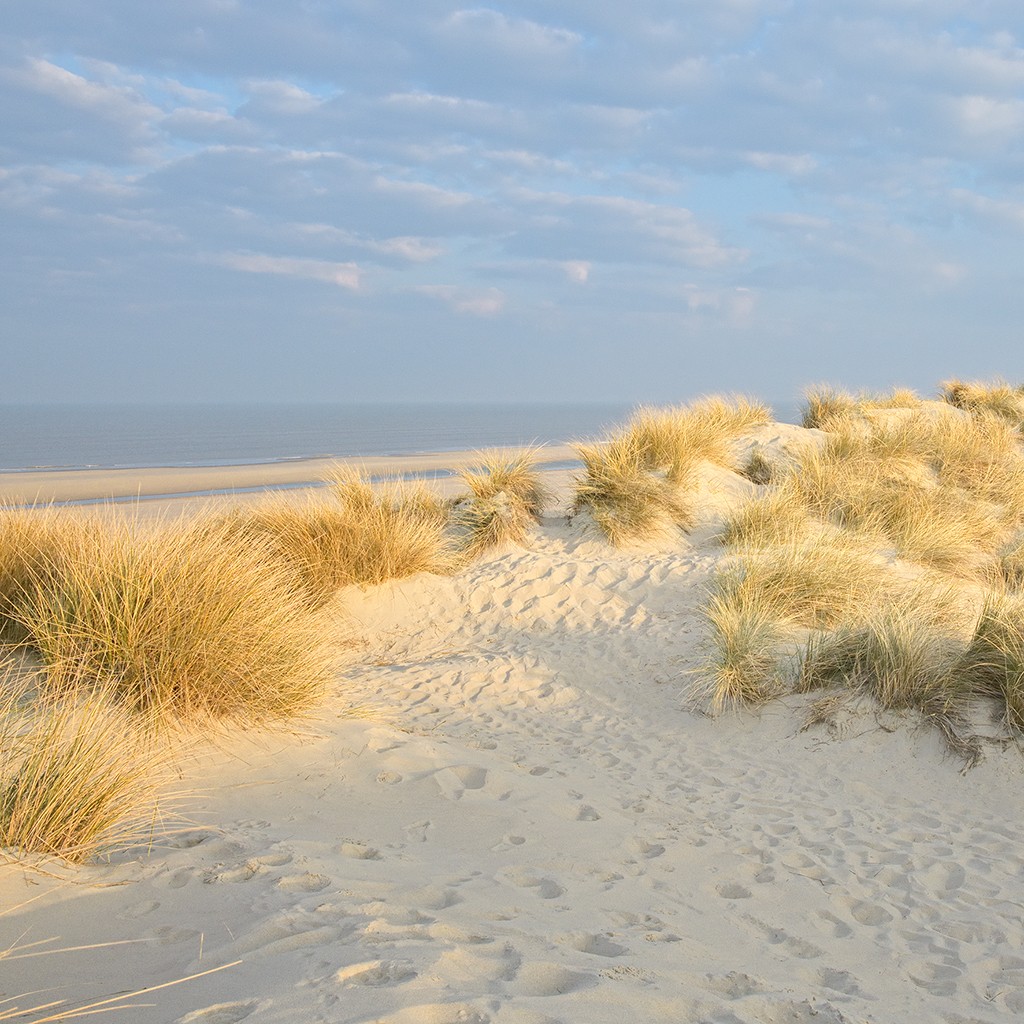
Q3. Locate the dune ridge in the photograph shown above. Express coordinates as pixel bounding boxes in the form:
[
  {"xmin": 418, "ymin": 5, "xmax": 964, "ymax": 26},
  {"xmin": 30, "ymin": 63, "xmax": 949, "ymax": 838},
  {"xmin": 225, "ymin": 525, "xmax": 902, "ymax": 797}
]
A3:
[{"xmin": 4, "ymin": 388, "xmax": 1024, "ymax": 1023}]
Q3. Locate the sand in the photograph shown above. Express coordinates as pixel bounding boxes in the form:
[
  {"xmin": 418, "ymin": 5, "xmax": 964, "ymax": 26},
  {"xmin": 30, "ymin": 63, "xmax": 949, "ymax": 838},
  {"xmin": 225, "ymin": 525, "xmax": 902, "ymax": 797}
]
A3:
[
  {"xmin": 4, "ymin": 426, "xmax": 1024, "ymax": 1023},
  {"xmin": 0, "ymin": 447, "xmax": 577, "ymax": 508}
]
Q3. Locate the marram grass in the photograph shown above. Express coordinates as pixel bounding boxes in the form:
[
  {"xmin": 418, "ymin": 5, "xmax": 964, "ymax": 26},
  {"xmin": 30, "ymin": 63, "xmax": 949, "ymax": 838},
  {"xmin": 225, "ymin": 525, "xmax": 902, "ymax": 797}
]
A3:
[
  {"xmin": 571, "ymin": 437, "xmax": 691, "ymax": 546},
  {"xmin": 572, "ymin": 395, "xmax": 769, "ymax": 545},
  {"xmin": 454, "ymin": 448, "xmax": 548, "ymax": 556},
  {"xmin": 698, "ymin": 589, "xmax": 785, "ymax": 714},
  {"xmin": 941, "ymin": 378, "xmax": 1024, "ymax": 426},
  {"xmin": 13, "ymin": 518, "xmax": 330, "ymax": 729},
  {"xmin": 958, "ymin": 594, "xmax": 1024, "ymax": 732},
  {"xmin": 0, "ymin": 674, "xmax": 170, "ymax": 863},
  {"xmin": 328, "ymin": 474, "xmax": 456, "ymax": 586},
  {"xmin": 207, "ymin": 475, "xmax": 454, "ymax": 607}
]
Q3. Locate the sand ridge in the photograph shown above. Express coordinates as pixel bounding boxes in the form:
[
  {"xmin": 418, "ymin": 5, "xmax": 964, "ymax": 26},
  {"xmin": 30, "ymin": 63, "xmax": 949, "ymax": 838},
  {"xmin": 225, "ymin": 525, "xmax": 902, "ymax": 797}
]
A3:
[{"xmin": 4, "ymin": 425, "xmax": 1024, "ymax": 1022}]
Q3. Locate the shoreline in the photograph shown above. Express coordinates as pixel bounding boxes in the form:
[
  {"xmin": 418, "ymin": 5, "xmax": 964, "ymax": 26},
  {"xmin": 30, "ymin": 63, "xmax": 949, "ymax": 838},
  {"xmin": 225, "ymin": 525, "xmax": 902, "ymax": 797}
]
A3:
[{"xmin": 0, "ymin": 444, "xmax": 578, "ymax": 507}]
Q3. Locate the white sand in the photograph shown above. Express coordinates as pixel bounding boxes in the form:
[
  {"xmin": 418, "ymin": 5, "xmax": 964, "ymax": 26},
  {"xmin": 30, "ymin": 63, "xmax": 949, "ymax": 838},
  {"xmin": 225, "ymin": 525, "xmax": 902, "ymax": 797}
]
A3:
[
  {"xmin": 4, "ymin": 425, "xmax": 1024, "ymax": 1023},
  {"xmin": 0, "ymin": 447, "xmax": 577, "ymax": 508}
]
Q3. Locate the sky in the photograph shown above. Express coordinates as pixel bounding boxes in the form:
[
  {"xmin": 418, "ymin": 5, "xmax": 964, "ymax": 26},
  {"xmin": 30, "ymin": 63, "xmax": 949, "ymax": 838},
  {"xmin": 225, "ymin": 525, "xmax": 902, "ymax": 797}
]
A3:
[{"xmin": 3, "ymin": 1, "xmax": 1024, "ymax": 406}]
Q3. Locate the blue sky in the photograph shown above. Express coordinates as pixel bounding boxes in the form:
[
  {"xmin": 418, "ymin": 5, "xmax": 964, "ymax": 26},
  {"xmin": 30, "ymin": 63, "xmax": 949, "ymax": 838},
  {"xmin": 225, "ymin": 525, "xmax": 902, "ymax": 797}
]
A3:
[{"xmin": 3, "ymin": 1, "xmax": 1024, "ymax": 405}]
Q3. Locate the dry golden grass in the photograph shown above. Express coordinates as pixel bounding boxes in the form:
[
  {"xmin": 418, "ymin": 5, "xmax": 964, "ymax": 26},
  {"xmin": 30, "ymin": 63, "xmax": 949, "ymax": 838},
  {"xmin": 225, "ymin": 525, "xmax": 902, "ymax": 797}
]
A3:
[
  {"xmin": 739, "ymin": 449, "xmax": 775, "ymax": 485},
  {"xmin": 861, "ymin": 386, "xmax": 923, "ymax": 410},
  {"xmin": 12, "ymin": 518, "xmax": 329, "ymax": 729},
  {"xmin": 459, "ymin": 448, "xmax": 549, "ymax": 517},
  {"xmin": 958, "ymin": 594, "xmax": 1024, "ymax": 732},
  {"xmin": 454, "ymin": 449, "xmax": 548, "ymax": 556},
  {"xmin": 571, "ymin": 437, "xmax": 691, "ymax": 546},
  {"xmin": 1000, "ymin": 533, "xmax": 1024, "ymax": 590},
  {"xmin": 0, "ymin": 674, "xmax": 170, "ymax": 863},
  {"xmin": 327, "ymin": 474, "xmax": 456, "ymax": 585},
  {"xmin": 798, "ymin": 605, "xmax": 964, "ymax": 709},
  {"xmin": 780, "ymin": 414, "xmax": 1017, "ymax": 577},
  {"xmin": 716, "ymin": 540, "xmax": 890, "ymax": 631},
  {"xmin": 720, "ymin": 486, "xmax": 815, "ymax": 548},
  {"xmin": 572, "ymin": 395, "xmax": 770, "ymax": 546},
  {"xmin": 624, "ymin": 395, "xmax": 770, "ymax": 483},
  {"xmin": 0, "ymin": 510, "xmax": 89, "ymax": 645},
  {"xmin": 941, "ymin": 378, "xmax": 1024, "ymax": 426},
  {"xmin": 698, "ymin": 589, "xmax": 785, "ymax": 714},
  {"xmin": 796, "ymin": 605, "xmax": 979, "ymax": 761},
  {"xmin": 206, "ymin": 478, "xmax": 454, "ymax": 607},
  {"xmin": 801, "ymin": 386, "xmax": 857, "ymax": 429}
]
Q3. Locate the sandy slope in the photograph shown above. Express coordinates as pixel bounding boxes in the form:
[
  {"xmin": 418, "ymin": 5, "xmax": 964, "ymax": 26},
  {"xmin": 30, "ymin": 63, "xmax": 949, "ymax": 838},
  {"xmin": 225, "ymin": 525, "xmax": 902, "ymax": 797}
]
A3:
[{"xmin": 4, "ymin": 425, "xmax": 1024, "ymax": 1023}]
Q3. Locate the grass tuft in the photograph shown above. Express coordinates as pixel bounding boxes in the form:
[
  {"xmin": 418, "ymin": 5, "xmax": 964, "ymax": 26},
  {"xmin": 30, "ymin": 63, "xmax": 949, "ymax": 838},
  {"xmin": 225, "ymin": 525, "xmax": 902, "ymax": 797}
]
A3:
[
  {"xmin": 12, "ymin": 518, "xmax": 329, "ymax": 729},
  {"xmin": 958, "ymin": 594, "xmax": 1024, "ymax": 732},
  {"xmin": 739, "ymin": 449, "xmax": 775, "ymax": 485},
  {"xmin": 698, "ymin": 589, "xmax": 785, "ymax": 713},
  {"xmin": 0, "ymin": 674, "xmax": 170, "ymax": 863},
  {"xmin": 941, "ymin": 378, "xmax": 1024, "ymax": 426},
  {"xmin": 454, "ymin": 449, "xmax": 548, "ymax": 556},
  {"xmin": 801, "ymin": 386, "xmax": 857, "ymax": 429},
  {"xmin": 328, "ymin": 474, "xmax": 455, "ymax": 585},
  {"xmin": 720, "ymin": 486, "xmax": 813, "ymax": 548},
  {"xmin": 571, "ymin": 437, "xmax": 691, "ymax": 546},
  {"xmin": 715, "ymin": 541, "xmax": 889, "ymax": 630}
]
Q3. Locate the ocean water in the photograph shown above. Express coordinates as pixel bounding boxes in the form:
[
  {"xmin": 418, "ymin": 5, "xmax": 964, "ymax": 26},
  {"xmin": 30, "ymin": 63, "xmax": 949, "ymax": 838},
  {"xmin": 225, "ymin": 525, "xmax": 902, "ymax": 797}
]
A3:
[{"xmin": 0, "ymin": 399, "xmax": 801, "ymax": 473}]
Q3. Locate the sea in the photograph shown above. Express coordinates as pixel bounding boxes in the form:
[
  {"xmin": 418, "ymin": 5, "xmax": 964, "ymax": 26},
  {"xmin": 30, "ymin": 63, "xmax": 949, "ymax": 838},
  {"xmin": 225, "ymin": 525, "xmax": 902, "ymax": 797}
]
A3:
[{"xmin": 0, "ymin": 399, "xmax": 802, "ymax": 474}]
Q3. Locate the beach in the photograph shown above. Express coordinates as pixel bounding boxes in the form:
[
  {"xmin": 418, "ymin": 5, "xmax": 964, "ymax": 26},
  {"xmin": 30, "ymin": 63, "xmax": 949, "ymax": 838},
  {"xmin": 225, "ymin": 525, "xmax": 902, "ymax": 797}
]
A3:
[{"xmin": 4, "ymin": 410, "xmax": 1024, "ymax": 1024}]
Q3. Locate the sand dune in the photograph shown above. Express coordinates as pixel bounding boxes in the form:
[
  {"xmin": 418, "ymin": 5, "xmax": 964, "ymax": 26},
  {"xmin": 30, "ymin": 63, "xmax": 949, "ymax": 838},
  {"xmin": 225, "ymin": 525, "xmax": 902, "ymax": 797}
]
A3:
[{"xmin": 4, "ymin": 423, "xmax": 1024, "ymax": 1023}]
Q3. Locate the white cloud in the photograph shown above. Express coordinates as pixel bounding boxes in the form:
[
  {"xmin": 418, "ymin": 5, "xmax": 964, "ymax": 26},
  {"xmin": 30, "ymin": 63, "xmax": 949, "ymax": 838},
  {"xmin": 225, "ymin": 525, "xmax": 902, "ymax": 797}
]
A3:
[
  {"xmin": 949, "ymin": 93, "xmax": 1024, "ymax": 137},
  {"xmin": 951, "ymin": 189, "xmax": 1024, "ymax": 230},
  {"xmin": 415, "ymin": 284, "xmax": 506, "ymax": 315},
  {"xmin": 213, "ymin": 251, "xmax": 362, "ymax": 289},
  {"xmin": 744, "ymin": 151, "xmax": 818, "ymax": 176},
  {"xmin": 289, "ymin": 223, "xmax": 444, "ymax": 262},
  {"xmin": 441, "ymin": 8, "xmax": 583, "ymax": 57},
  {"xmin": 562, "ymin": 260, "xmax": 591, "ymax": 283}
]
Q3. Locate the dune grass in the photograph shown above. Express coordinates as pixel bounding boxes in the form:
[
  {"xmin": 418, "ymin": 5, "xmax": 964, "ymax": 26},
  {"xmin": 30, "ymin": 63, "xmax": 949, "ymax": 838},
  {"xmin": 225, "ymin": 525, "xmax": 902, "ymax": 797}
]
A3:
[
  {"xmin": 941, "ymin": 378, "xmax": 1024, "ymax": 426},
  {"xmin": 0, "ymin": 510, "xmax": 88, "ymax": 645},
  {"xmin": 207, "ymin": 476, "xmax": 454, "ymax": 607},
  {"xmin": 801, "ymin": 386, "xmax": 858, "ymax": 429},
  {"xmin": 715, "ymin": 541, "xmax": 890, "ymax": 631},
  {"xmin": 10, "ymin": 517, "xmax": 329, "ymax": 729},
  {"xmin": 573, "ymin": 395, "xmax": 770, "ymax": 545},
  {"xmin": 698, "ymin": 588, "xmax": 786, "ymax": 714},
  {"xmin": 739, "ymin": 449, "xmax": 775, "ymax": 485},
  {"xmin": 0, "ymin": 674, "xmax": 170, "ymax": 863},
  {"xmin": 624, "ymin": 395, "xmax": 771, "ymax": 482},
  {"xmin": 327, "ymin": 474, "xmax": 456, "ymax": 584},
  {"xmin": 720, "ymin": 486, "xmax": 815, "ymax": 548},
  {"xmin": 454, "ymin": 448, "xmax": 548, "ymax": 556},
  {"xmin": 1000, "ymin": 534, "xmax": 1024, "ymax": 590},
  {"xmin": 776, "ymin": 413, "xmax": 1019, "ymax": 577},
  {"xmin": 698, "ymin": 378, "xmax": 1024, "ymax": 756},
  {"xmin": 571, "ymin": 437, "xmax": 692, "ymax": 546},
  {"xmin": 798, "ymin": 606, "xmax": 965, "ymax": 709},
  {"xmin": 958, "ymin": 594, "xmax": 1024, "ymax": 732}
]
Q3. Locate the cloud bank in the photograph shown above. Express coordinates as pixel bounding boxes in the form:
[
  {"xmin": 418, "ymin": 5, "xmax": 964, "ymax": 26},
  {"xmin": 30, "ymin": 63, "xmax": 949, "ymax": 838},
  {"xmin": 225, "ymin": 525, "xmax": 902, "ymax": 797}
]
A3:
[{"xmin": 3, "ymin": 1, "xmax": 1024, "ymax": 402}]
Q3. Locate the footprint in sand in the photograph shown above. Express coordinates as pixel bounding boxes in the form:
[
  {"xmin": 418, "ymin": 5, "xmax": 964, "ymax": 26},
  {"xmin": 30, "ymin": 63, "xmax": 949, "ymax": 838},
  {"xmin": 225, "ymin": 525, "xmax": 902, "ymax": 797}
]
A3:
[
  {"xmin": 716, "ymin": 882, "xmax": 752, "ymax": 900},
  {"xmin": 277, "ymin": 872, "xmax": 332, "ymax": 893},
  {"xmin": 559, "ymin": 931, "xmax": 628, "ymax": 957},
  {"xmin": 839, "ymin": 897, "xmax": 893, "ymax": 926},
  {"xmin": 501, "ymin": 867, "xmax": 565, "ymax": 899},
  {"xmin": 339, "ymin": 841, "xmax": 382, "ymax": 860},
  {"xmin": 334, "ymin": 959, "xmax": 416, "ymax": 986},
  {"xmin": 513, "ymin": 962, "xmax": 593, "ymax": 997},
  {"xmin": 177, "ymin": 1001, "xmax": 258, "ymax": 1024}
]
